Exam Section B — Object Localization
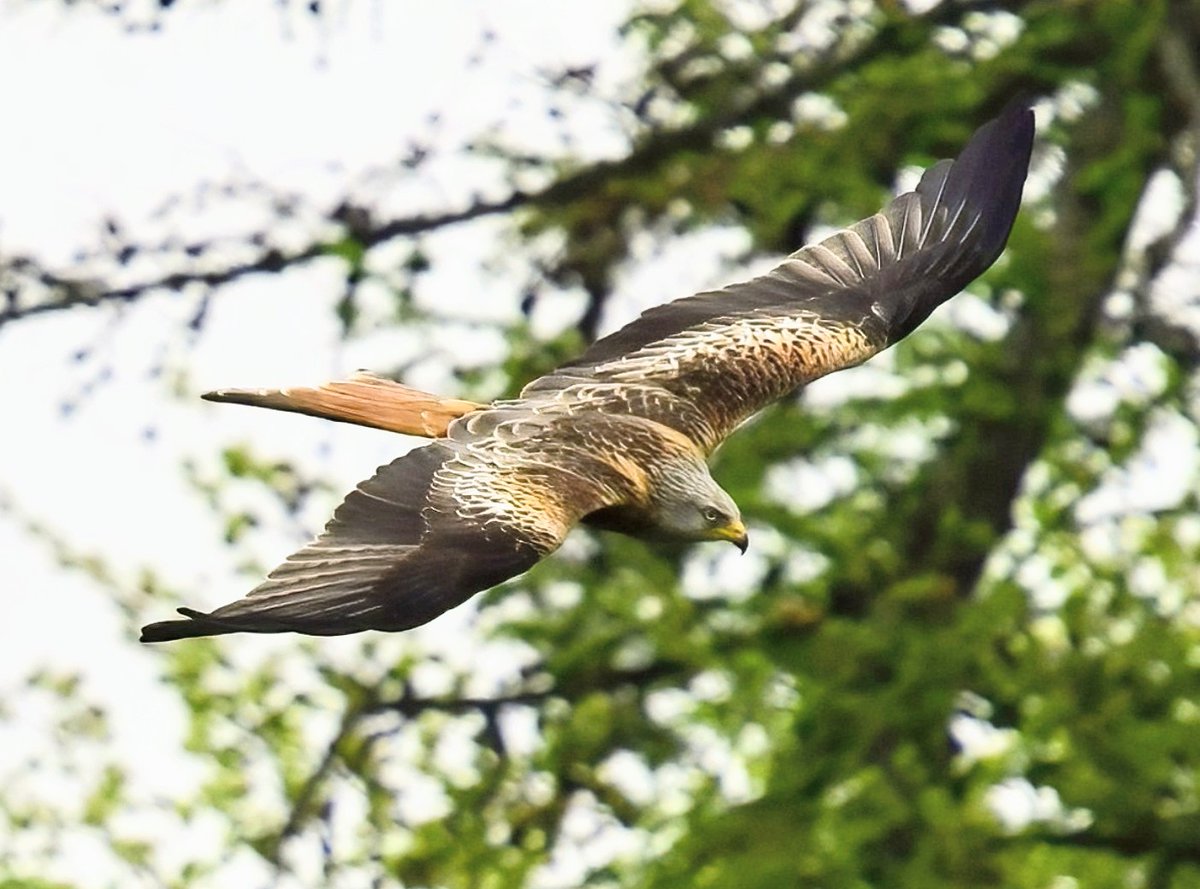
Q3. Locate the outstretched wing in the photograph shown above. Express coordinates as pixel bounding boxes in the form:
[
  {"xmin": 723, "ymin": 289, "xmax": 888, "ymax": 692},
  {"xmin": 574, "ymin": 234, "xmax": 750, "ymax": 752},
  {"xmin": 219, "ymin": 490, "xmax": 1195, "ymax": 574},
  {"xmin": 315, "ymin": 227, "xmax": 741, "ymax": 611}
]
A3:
[
  {"xmin": 140, "ymin": 416, "xmax": 622, "ymax": 641},
  {"xmin": 526, "ymin": 103, "xmax": 1035, "ymax": 452}
]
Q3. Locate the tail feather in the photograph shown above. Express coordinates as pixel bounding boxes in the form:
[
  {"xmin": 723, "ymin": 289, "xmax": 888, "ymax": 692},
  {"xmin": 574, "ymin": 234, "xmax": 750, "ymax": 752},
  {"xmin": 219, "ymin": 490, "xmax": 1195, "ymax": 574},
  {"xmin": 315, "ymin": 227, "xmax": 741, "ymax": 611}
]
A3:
[{"xmin": 202, "ymin": 371, "xmax": 481, "ymax": 438}]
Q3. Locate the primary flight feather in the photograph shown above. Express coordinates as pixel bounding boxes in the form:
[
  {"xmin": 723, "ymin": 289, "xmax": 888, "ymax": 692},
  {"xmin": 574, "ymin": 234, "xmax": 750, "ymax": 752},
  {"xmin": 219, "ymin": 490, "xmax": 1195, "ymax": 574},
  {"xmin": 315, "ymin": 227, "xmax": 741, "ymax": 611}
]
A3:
[{"xmin": 141, "ymin": 103, "xmax": 1035, "ymax": 643}]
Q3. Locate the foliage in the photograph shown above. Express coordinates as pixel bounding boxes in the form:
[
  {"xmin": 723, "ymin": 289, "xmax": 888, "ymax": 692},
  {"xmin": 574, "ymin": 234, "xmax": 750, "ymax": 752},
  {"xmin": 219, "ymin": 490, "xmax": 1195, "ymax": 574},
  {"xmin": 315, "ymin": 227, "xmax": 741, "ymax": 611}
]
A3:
[{"xmin": 3, "ymin": 1, "xmax": 1200, "ymax": 887}]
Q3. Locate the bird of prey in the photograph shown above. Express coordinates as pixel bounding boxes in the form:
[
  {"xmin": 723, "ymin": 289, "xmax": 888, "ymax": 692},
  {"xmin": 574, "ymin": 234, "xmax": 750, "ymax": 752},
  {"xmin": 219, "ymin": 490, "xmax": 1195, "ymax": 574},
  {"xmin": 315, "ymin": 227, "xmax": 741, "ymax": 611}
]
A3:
[{"xmin": 140, "ymin": 103, "xmax": 1034, "ymax": 643}]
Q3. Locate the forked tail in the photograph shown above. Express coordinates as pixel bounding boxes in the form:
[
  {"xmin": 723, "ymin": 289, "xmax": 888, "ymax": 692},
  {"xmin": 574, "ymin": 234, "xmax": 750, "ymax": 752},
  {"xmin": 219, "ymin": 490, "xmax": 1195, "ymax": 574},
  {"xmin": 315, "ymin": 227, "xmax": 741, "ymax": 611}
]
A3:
[{"xmin": 202, "ymin": 371, "xmax": 482, "ymax": 437}]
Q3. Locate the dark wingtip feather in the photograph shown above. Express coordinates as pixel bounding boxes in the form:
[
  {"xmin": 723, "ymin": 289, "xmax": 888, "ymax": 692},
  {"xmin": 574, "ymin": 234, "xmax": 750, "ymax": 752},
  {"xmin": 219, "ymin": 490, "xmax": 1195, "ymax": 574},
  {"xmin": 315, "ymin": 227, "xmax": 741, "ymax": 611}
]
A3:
[
  {"xmin": 879, "ymin": 99, "xmax": 1035, "ymax": 341},
  {"xmin": 139, "ymin": 607, "xmax": 231, "ymax": 643},
  {"xmin": 949, "ymin": 99, "xmax": 1035, "ymax": 264}
]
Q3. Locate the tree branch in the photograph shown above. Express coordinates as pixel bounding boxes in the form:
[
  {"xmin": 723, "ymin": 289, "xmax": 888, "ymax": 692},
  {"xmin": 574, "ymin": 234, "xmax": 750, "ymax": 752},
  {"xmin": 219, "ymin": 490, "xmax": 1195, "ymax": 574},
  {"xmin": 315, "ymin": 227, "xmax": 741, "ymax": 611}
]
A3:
[
  {"xmin": 263, "ymin": 654, "xmax": 691, "ymax": 868},
  {"xmin": 270, "ymin": 703, "xmax": 364, "ymax": 863},
  {"xmin": 1133, "ymin": 5, "xmax": 1200, "ymax": 367},
  {"xmin": 1038, "ymin": 830, "xmax": 1200, "ymax": 867}
]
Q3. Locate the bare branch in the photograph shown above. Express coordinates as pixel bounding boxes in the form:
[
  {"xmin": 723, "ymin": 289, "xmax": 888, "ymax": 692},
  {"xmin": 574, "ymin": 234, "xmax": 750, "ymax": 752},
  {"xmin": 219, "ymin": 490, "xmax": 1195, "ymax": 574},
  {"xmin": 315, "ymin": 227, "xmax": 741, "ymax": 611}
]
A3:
[
  {"xmin": 270, "ymin": 703, "xmax": 364, "ymax": 864},
  {"xmin": 366, "ymin": 689, "xmax": 550, "ymax": 718}
]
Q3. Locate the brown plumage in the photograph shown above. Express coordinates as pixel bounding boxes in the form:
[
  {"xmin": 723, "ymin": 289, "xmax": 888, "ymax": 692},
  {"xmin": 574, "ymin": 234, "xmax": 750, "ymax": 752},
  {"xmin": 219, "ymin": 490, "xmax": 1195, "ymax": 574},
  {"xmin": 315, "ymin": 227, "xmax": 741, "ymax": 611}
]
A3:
[{"xmin": 141, "ymin": 103, "xmax": 1035, "ymax": 643}]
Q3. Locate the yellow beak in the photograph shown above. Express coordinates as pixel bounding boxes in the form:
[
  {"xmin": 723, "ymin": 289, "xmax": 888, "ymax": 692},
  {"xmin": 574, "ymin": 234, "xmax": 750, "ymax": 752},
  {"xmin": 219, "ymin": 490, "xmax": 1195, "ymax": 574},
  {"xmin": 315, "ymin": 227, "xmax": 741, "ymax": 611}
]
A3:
[{"xmin": 713, "ymin": 519, "xmax": 749, "ymax": 553}]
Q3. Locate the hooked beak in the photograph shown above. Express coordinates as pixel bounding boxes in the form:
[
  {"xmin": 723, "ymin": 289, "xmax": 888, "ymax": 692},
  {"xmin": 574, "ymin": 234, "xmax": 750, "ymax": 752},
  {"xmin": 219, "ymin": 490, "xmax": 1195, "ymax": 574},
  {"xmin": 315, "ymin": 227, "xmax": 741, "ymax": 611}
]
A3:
[{"xmin": 715, "ymin": 519, "xmax": 749, "ymax": 554}]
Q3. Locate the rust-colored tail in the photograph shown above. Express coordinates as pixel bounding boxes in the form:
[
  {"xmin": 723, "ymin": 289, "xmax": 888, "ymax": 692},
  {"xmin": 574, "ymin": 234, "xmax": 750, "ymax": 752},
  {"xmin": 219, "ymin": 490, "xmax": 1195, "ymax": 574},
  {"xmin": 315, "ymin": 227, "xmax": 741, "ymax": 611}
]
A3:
[{"xmin": 202, "ymin": 371, "xmax": 482, "ymax": 438}]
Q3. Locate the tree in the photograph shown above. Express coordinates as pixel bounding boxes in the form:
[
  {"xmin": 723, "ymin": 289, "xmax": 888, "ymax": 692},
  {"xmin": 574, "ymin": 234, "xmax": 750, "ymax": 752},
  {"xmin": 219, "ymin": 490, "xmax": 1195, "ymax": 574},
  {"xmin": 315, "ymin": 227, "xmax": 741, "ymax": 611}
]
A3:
[{"xmin": 2, "ymin": 0, "xmax": 1199, "ymax": 887}]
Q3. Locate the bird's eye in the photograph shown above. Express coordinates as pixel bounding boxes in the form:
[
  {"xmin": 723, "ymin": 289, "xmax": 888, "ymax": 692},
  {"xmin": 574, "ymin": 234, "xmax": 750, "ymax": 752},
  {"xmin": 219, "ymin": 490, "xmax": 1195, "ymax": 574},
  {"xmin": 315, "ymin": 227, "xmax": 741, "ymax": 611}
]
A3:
[{"xmin": 701, "ymin": 506, "xmax": 724, "ymax": 525}]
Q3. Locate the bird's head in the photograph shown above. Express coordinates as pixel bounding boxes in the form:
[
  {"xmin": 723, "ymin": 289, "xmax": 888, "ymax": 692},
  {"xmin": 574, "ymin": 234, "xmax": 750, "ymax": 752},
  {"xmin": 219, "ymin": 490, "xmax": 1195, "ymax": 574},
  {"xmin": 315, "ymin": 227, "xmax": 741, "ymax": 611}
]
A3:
[{"xmin": 649, "ymin": 457, "xmax": 748, "ymax": 552}]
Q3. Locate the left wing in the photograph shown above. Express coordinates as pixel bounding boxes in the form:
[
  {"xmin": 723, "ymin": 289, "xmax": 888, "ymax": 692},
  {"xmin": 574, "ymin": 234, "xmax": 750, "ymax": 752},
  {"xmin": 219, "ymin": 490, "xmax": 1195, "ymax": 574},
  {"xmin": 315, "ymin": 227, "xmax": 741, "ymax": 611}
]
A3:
[
  {"xmin": 140, "ymin": 413, "xmax": 632, "ymax": 641},
  {"xmin": 525, "ymin": 102, "xmax": 1035, "ymax": 452}
]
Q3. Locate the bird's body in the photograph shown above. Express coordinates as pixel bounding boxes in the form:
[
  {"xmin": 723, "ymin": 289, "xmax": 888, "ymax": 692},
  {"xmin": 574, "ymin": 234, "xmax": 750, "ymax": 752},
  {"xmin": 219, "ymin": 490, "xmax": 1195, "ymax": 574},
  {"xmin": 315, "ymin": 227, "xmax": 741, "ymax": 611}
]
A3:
[{"xmin": 141, "ymin": 103, "xmax": 1035, "ymax": 643}]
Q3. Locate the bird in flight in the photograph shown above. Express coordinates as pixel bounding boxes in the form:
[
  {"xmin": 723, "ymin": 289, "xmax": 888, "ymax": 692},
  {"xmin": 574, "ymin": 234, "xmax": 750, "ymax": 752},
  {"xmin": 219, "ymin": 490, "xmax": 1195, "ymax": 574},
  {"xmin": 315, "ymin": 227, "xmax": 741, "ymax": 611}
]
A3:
[{"xmin": 141, "ymin": 103, "xmax": 1035, "ymax": 642}]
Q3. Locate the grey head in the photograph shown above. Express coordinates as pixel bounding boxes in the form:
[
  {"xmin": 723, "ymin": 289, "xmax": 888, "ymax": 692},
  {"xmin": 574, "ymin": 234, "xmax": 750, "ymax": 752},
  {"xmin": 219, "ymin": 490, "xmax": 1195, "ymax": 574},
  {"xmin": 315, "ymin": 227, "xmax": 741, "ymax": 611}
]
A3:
[{"xmin": 647, "ymin": 454, "xmax": 748, "ymax": 552}]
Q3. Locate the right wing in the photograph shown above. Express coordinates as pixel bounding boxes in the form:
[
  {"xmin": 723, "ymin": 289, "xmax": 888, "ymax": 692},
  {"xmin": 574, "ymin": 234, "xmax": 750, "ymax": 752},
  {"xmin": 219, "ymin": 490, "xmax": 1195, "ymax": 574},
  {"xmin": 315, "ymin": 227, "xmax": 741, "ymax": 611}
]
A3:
[{"xmin": 524, "ymin": 102, "xmax": 1035, "ymax": 452}]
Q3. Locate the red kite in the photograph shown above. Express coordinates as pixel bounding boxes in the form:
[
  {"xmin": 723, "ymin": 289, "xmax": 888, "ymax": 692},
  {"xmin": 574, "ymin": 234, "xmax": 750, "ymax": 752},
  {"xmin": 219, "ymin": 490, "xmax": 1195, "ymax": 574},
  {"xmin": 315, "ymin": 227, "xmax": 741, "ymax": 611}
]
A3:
[{"xmin": 141, "ymin": 104, "xmax": 1034, "ymax": 642}]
